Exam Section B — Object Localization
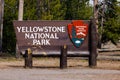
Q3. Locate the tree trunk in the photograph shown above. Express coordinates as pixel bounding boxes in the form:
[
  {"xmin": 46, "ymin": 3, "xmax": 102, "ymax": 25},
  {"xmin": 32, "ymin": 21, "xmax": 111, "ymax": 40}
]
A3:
[
  {"xmin": 36, "ymin": 0, "xmax": 40, "ymax": 19},
  {"xmin": 0, "ymin": 0, "xmax": 4, "ymax": 51},
  {"xmin": 93, "ymin": 0, "xmax": 99, "ymax": 48},
  {"xmin": 93, "ymin": 0, "xmax": 98, "ymax": 30},
  {"xmin": 16, "ymin": 0, "xmax": 24, "ymax": 58},
  {"xmin": 18, "ymin": 0, "xmax": 24, "ymax": 21}
]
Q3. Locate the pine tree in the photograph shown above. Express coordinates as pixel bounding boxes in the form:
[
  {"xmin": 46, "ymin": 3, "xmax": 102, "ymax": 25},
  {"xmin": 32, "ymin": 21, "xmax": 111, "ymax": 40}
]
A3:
[
  {"xmin": 72, "ymin": 26, "xmax": 76, "ymax": 38},
  {"xmin": 65, "ymin": 0, "xmax": 92, "ymax": 20},
  {"xmin": 50, "ymin": 0, "xmax": 66, "ymax": 20},
  {"xmin": 24, "ymin": 0, "xmax": 37, "ymax": 20},
  {"xmin": 3, "ymin": 0, "xmax": 18, "ymax": 52},
  {"xmin": 98, "ymin": 0, "xmax": 120, "ymax": 45}
]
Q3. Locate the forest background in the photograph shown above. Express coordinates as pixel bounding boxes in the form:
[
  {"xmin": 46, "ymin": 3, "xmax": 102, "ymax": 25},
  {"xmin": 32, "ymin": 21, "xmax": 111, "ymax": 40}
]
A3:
[{"xmin": 3, "ymin": 0, "xmax": 120, "ymax": 54}]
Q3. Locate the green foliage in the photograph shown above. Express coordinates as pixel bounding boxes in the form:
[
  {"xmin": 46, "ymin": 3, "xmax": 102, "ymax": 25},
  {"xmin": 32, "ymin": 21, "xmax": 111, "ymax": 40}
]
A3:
[
  {"xmin": 65, "ymin": 0, "xmax": 92, "ymax": 20},
  {"xmin": 98, "ymin": 0, "xmax": 120, "ymax": 45},
  {"xmin": 24, "ymin": 0, "xmax": 38, "ymax": 20},
  {"xmin": 3, "ymin": 0, "xmax": 18, "ymax": 53},
  {"xmin": 102, "ymin": 18, "xmax": 120, "ymax": 44},
  {"xmin": 37, "ymin": 0, "xmax": 67, "ymax": 20},
  {"xmin": 50, "ymin": 0, "xmax": 66, "ymax": 20}
]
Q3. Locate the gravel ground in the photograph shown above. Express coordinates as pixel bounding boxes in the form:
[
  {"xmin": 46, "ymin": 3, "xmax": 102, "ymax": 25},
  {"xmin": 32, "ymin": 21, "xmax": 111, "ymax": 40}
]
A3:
[
  {"xmin": 0, "ymin": 51, "xmax": 120, "ymax": 80},
  {"xmin": 0, "ymin": 68, "xmax": 120, "ymax": 80}
]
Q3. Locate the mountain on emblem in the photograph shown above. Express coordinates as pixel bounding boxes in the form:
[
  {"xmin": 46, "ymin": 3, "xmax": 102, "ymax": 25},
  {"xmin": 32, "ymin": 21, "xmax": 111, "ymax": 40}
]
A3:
[{"xmin": 68, "ymin": 20, "xmax": 88, "ymax": 48}]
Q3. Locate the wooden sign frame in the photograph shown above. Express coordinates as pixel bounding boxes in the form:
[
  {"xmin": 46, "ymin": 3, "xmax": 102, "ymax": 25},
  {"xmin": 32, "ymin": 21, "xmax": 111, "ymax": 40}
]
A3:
[{"xmin": 13, "ymin": 19, "xmax": 98, "ymax": 68}]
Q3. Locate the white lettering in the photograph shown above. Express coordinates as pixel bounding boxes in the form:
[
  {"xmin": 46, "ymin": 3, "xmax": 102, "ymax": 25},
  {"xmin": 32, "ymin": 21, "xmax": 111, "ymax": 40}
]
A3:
[
  {"xmin": 76, "ymin": 26, "xmax": 87, "ymax": 28},
  {"xmin": 54, "ymin": 33, "xmax": 59, "ymax": 39},
  {"xmin": 17, "ymin": 27, "xmax": 22, "ymax": 32},
  {"xmin": 33, "ymin": 39, "xmax": 50, "ymax": 45},
  {"xmin": 17, "ymin": 26, "xmax": 66, "ymax": 33},
  {"xmin": 25, "ymin": 33, "xmax": 29, "ymax": 39},
  {"xmin": 25, "ymin": 33, "xmax": 59, "ymax": 39},
  {"xmin": 22, "ymin": 27, "xmax": 26, "ymax": 32}
]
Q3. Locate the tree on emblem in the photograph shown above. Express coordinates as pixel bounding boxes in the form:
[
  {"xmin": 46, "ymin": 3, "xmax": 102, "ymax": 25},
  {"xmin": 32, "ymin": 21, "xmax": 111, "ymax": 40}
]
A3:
[{"xmin": 71, "ymin": 26, "xmax": 76, "ymax": 39}]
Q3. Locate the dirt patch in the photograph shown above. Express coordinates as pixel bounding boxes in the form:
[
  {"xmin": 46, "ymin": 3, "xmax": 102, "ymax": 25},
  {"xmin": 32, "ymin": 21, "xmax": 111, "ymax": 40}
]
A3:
[
  {"xmin": 0, "ymin": 51, "xmax": 120, "ymax": 70},
  {"xmin": 0, "ymin": 54, "xmax": 120, "ymax": 70}
]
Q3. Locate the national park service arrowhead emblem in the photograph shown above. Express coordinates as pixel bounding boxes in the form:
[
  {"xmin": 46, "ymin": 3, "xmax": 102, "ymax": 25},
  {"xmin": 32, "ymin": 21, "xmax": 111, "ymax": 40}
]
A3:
[{"xmin": 68, "ymin": 20, "xmax": 88, "ymax": 48}]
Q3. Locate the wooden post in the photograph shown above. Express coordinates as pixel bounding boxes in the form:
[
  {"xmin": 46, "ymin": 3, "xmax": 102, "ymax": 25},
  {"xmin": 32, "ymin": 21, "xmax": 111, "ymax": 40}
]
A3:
[
  {"xmin": 24, "ymin": 48, "xmax": 32, "ymax": 68},
  {"xmin": 89, "ymin": 19, "xmax": 98, "ymax": 67},
  {"xmin": 60, "ymin": 45, "xmax": 67, "ymax": 69}
]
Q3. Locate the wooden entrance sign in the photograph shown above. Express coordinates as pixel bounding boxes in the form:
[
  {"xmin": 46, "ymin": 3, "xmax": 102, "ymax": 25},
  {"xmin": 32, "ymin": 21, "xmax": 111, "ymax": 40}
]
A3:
[{"xmin": 13, "ymin": 19, "xmax": 98, "ymax": 68}]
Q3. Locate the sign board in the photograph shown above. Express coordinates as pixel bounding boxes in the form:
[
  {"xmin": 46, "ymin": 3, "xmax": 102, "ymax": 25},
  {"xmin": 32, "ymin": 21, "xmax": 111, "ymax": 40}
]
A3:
[{"xmin": 13, "ymin": 20, "xmax": 90, "ymax": 54}]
